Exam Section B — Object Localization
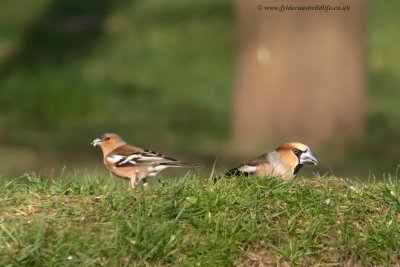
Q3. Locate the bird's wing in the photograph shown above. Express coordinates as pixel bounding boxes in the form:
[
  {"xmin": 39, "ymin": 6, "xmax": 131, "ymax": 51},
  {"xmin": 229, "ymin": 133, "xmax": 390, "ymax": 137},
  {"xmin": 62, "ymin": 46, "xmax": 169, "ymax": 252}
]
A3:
[
  {"xmin": 107, "ymin": 146, "xmax": 190, "ymax": 168},
  {"xmin": 224, "ymin": 153, "xmax": 270, "ymax": 177}
]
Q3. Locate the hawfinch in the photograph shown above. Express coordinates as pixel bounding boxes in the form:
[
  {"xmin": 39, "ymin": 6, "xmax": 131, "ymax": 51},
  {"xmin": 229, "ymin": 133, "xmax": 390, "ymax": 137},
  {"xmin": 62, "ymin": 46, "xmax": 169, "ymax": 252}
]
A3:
[
  {"xmin": 91, "ymin": 133, "xmax": 194, "ymax": 189},
  {"xmin": 222, "ymin": 142, "xmax": 318, "ymax": 181}
]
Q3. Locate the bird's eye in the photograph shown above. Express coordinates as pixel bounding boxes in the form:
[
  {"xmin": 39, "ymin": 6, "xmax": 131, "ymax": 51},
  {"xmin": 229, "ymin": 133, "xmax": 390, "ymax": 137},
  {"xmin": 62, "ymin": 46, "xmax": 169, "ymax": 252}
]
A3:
[
  {"xmin": 292, "ymin": 148, "xmax": 300, "ymax": 155},
  {"xmin": 104, "ymin": 137, "xmax": 110, "ymax": 141}
]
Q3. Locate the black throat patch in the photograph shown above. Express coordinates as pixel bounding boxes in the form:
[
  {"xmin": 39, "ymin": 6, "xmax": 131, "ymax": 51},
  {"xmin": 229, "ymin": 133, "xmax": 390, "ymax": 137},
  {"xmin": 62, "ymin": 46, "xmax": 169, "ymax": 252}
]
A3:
[{"xmin": 293, "ymin": 164, "xmax": 303, "ymax": 175}]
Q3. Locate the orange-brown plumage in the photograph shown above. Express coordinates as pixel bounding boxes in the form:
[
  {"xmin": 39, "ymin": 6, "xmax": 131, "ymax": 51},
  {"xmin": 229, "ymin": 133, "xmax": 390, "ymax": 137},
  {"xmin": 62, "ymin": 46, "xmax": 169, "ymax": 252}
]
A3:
[
  {"xmin": 222, "ymin": 142, "xmax": 318, "ymax": 181},
  {"xmin": 92, "ymin": 133, "xmax": 194, "ymax": 189}
]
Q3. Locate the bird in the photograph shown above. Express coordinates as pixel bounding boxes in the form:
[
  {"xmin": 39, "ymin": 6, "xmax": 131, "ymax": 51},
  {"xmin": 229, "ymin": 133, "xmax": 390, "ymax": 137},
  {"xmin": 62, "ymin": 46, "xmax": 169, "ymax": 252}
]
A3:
[
  {"xmin": 91, "ymin": 133, "xmax": 195, "ymax": 189},
  {"xmin": 219, "ymin": 142, "xmax": 318, "ymax": 181}
]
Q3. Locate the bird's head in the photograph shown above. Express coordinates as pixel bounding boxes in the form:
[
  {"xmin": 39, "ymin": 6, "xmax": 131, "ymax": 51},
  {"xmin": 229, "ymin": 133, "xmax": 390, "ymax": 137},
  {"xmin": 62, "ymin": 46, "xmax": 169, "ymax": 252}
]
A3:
[
  {"xmin": 276, "ymin": 142, "xmax": 318, "ymax": 175},
  {"xmin": 91, "ymin": 133, "xmax": 126, "ymax": 154}
]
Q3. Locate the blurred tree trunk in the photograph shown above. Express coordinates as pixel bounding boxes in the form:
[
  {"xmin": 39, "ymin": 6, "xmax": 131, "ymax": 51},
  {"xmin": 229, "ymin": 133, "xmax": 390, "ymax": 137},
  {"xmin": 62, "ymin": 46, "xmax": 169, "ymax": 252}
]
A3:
[{"xmin": 233, "ymin": 0, "xmax": 365, "ymax": 151}]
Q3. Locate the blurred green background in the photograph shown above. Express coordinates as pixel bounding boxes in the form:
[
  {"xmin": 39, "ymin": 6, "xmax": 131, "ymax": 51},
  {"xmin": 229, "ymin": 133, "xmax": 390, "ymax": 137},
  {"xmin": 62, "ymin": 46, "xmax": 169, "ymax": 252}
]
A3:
[{"xmin": 0, "ymin": 0, "xmax": 399, "ymax": 179}]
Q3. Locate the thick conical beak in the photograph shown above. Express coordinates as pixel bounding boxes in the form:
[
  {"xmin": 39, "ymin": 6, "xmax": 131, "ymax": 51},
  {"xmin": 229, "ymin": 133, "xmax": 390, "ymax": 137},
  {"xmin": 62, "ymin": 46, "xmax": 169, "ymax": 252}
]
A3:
[
  {"xmin": 300, "ymin": 149, "xmax": 318, "ymax": 165},
  {"xmin": 91, "ymin": 138, "xmax": 102, "ymax": 147}
]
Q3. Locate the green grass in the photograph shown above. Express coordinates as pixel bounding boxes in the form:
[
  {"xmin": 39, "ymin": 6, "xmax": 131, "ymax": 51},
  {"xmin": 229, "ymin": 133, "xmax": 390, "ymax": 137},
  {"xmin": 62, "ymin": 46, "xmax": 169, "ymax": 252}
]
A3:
[{"xmin": 1, "ymin": 173, "xmax": 400, "ymax": 266}]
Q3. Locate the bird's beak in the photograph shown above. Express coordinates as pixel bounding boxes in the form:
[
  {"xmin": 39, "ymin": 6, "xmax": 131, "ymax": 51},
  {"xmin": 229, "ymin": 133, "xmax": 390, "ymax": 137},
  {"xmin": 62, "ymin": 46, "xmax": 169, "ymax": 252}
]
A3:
[
  {"xmin": 300, "ymin": 149, "xmax": 318, "ymax": 165},
  {"xmin": 91, "ymin": 138, "xmax": 102, "ymax": 147}
]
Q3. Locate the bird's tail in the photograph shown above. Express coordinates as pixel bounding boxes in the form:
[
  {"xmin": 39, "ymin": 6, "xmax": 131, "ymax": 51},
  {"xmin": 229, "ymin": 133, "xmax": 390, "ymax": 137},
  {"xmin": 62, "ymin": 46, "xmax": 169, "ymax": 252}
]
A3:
[
  {"xmin": 212, "ymin": 168, "xmax": 250, "ymax": 182},
  {"xmin": 159, "ymin": 161, "xmax": 199, "ymax": 168}
]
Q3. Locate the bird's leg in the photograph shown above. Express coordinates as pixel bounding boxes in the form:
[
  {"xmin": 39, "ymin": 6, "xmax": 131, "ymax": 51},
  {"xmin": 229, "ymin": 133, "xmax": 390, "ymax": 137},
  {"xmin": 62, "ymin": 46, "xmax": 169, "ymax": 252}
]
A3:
[{"xmin": 130, "ymin": 177, "xmax": 138, "ymax": 189}]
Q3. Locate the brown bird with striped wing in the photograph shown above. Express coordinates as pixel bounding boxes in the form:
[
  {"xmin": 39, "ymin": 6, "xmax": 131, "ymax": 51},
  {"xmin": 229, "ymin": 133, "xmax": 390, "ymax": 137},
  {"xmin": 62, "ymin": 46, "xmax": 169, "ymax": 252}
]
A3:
[{"xmin": 92, "ymin": 133, "xmax": 194, "ymax": 189}]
